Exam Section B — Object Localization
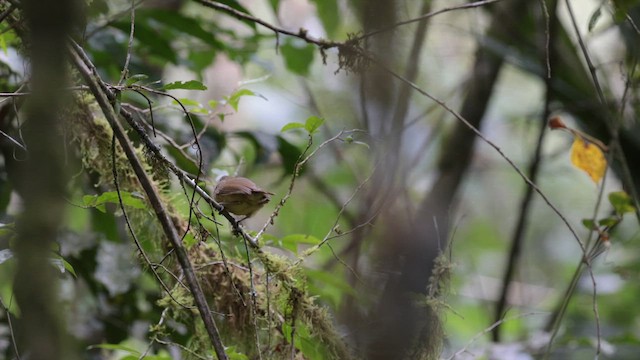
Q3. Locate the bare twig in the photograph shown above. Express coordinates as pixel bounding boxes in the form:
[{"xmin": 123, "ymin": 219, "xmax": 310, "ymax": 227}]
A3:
[
  {"xmin": 117, "ymin": 0, "xmax": 136, "ymax": 86},
  {"xmin": 255, "ymin": 129, "xmax": 365, "ymax": 241},
  {"xmin": 355, "ymin": 0, "xmax": 503, "ymax": 42},
  {"xmin": 366, "ymin": 53, "xmax": 586, "ymax": 254},
  {"xmin": 540, "ymin": 0, "xmax": 551, "ymax": 78},
  {"xmin": 293, "ymin": 160, "xmax": 378, "ymax": 269},
  {"xmin": 0, "ymin": 128, "xmax": 26, "ymax": 150},
  {"xmin": 0, "ymin": 296, "xmax": 20, "ymax": 359}
]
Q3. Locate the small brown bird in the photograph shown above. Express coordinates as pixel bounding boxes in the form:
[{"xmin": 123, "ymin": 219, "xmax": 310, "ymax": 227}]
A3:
[{"xmin": 213, "ymin": 176, "xmax": 274, "ymax": 220}]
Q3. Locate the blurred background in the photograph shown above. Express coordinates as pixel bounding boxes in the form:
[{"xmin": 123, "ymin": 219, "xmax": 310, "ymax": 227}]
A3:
[{"xmin": 1, "ymin": 0, "xmax": 639, "ymax": 359}]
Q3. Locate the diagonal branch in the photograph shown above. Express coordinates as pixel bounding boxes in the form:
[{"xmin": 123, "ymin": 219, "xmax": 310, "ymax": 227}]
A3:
[{"xmin": 69, "ymin": 46, "xmax": 229, "ymax": 360}]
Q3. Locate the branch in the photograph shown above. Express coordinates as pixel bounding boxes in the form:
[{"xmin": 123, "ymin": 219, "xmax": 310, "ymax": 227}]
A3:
[
  {"xmin": 69, "ymin": 45, "xmax": 229, "ymax": 360},
  {"xmin": 194, "ymin": 0, "xmax": 338, "ymax": 49}
]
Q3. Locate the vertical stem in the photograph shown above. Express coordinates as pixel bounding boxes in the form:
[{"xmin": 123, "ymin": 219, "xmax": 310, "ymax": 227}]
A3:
[{"xmin": 13, "ymin": 1, "xmax": 78, "ymax": 359}]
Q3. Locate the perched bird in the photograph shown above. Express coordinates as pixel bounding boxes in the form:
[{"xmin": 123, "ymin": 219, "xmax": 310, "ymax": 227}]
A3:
[{"xmin": 213, "ymin": 176, "xmax": 274, "ymax": 220}]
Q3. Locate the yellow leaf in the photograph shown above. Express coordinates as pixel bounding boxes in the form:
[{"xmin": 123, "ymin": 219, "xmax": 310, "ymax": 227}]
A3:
[{"xmin": 570, "ymin": 136, "xmax": 607, "ymax": 183}]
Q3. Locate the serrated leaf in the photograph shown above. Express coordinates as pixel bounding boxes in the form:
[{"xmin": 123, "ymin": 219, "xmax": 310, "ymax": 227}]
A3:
[
  {"xmin": 281, "ymin": 38, "xmax": 315, "ymax": 76},
  {"xmin": 304, "ymin": 116, "xmax": 324, "ymax": 134},
  {"xmin": 570, "ymin": 136, "xmax": 607, "ymax": 183},
  {"xmin": 225, "ymin": 89, "xmax": 255, "ymax": 112},
  {"xmin": 163, "ymin": 80, "xmax": 208, "ymax": 91},
  {"xmin": 281, "ymin": 122, "xmax": 305, "ymax": 132},
  {"xmin": 609, "ymin": 191, "xmax": 636, "ymax": 214}
]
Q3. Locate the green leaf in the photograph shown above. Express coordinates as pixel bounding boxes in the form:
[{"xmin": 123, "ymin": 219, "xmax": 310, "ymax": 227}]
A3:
[
  {"xmin": 188, "ymin": 48, "xmax": 218, "ymax": 74},
  {"xmin": 125, "ymin": 74, "xmax": 149, "ymax": 86},
  {"xmin": 172, "ymin": 98, "xmax": 201, "ymax": 107},
  {"xmin": 0, "ymin": 34, "xmax": 7, "ymax": 54},
  {"xmin": 225, "ymin": 89, "xmax": 255, "ymax": 112},
  {"xmin": 83, "ymin": 191, "xmax": 147, "ymax": 213},
  {"xmin": 268, "ymin": 0, "xmax": 280, "ymax": 13},
  {"xmin": 110, "ymin": 20, "xmax": 177, "ymax": 63},
  {"xmin": 139, "ymin": 9, "xmax": 221, "ymax": 45},
  {"xmin": 163, "ymin": 80, "xmax": 208, "ymax": 91},
  {"xmin": 190, "ymin": 107, "xmax": 210, "ymax": 115},
  {"xmin": 62, "ymin": 258, "xmax": 77, "ymax": 277},
  {"xmin": 582, "ymin": 219, "xmax": 596, "ymax": 230},
  {"xmin": 225, "ymin": 346, "xmax": 249, "ymax": 360},
  {"xmin": 609, "ymin": 191, "xmax": 636, "ymax": 214},
  {"xmin": 277, "ymin": 135, "xmax": 303, "ymax": 176},
  {"xmin": 309, "ymin": 0, "xmax": 339, "ymax": 37},
  {"xmin": 281, "ymin": 122, "xmax": 305, "ymax": 132},
  {"xmin": 234, "ymin": 130, "xmax": 276, "ymax": 164},
  {"xmin": 280, "ymin": 234, "xmax": 321, "ymax": 253},
  {"xmin": 183, "ymin": 233, "xmax": 198, "ymax": 249},
  {"xmin": 598, "ymin": 217, "xmax": 619, "ymax": 227},
  {"xmin": 260, "ymin": 233, "xmax": 279, "ymax": 246},
  {"xmin": 280, "ymin": 38, "xmax": 315, "ymax": 76},
  {"xmin": 304, "ymin": 116, "xmax": 324, "ymax": 134},
  {"xmin": 212, "ymin": 0, "xmax": 257, "ymax": 30}
]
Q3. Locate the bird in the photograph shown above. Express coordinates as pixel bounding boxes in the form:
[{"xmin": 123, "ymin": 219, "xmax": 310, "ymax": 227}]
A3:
[{"xmin": 213, "ymin": 176, "xmax": 274, "ymax": 221}]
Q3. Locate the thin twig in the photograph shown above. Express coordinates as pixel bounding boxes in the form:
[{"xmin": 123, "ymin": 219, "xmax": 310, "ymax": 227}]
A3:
[
  {"xmin": 354, "ymin": 0, "xmax": 503, "ymax": 42},
  {"xmin": 540, "ymin": 0, "xmax": 551, "ymax": 78},
  {"xmin": 293, "ymin": 160, "xmax": 378, "ymax": 270},
  {"xmin": 0, "ymin": 128, "xmax": 26, "ymax": 150},
  {"xmin": 117, "ymin": 0, "xmax": 136, "ymax": 86},
  {"xmin": 0, "ymin": 296, "xmax": 20, "ymax": 359},
  {"xmin": 366, "ymin": 53, "xmax": 586, "ymax": 254}
]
